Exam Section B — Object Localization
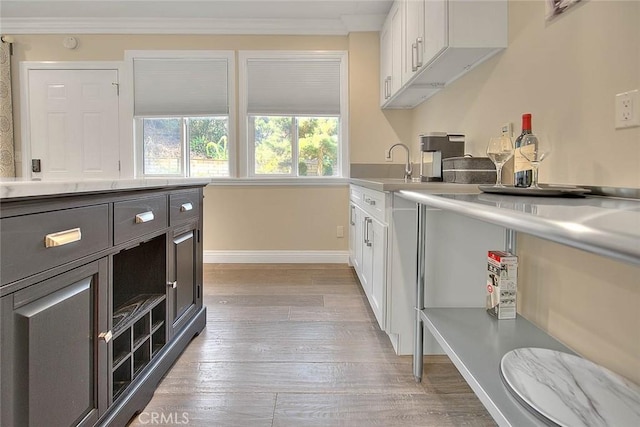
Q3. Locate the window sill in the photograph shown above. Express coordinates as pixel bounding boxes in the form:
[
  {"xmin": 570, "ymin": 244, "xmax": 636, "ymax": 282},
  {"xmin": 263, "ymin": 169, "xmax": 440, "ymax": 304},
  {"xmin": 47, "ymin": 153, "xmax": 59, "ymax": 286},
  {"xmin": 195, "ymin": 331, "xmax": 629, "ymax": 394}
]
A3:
[{"xmin": 207, "ymin": 177, "xmax": 350, "ymax": 187}]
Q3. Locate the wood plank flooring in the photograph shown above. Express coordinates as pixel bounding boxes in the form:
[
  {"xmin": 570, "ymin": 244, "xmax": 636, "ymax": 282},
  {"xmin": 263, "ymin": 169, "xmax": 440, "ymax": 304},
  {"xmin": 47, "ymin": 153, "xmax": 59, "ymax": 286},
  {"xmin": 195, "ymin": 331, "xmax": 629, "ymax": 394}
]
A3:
[{"xmin": 128, "ymin": 264, "xmax": 495, "ymax": 426}]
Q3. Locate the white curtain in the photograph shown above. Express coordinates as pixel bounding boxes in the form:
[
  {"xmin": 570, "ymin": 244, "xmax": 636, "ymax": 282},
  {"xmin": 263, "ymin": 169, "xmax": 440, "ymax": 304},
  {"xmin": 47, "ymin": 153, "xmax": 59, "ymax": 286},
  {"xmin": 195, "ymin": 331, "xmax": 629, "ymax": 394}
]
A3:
[{"xmin": 0, "ymin": 40, "xmax": 15, "ymax": 177}]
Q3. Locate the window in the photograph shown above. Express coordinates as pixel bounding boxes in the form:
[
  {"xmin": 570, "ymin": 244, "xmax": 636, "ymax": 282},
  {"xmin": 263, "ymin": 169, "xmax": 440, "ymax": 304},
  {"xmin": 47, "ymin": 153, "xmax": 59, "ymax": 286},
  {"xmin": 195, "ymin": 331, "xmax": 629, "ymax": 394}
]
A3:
[
  {"xmin": 141, "ymin": 116, "xmax": 229, "ymax": 177},
  {"xmin": 128, "ymin": 51, "xmax": 235, "ymax": 177},
  {"xmin": 251, "ymin": 116, "xmax": 339, "ymax": 176},
  {"xmin": 240, "ymin": 51, "xmax": 348, "ymax": 178}
]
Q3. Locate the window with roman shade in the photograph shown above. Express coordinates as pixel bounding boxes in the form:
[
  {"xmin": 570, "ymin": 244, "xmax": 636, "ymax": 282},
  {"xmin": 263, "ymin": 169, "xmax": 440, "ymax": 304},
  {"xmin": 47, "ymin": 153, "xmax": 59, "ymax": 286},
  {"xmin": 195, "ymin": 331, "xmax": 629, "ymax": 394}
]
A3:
[
  {"xmin": 239, "ymin": 51, "xmax": 349, "ymax": 178},
  {"xmin": 128, "ymin": 51, "xmax": 235, "ymax": 178},
  {"xmin": 134, "ymin": 58, "xmax": 229, "ymax": 117}
]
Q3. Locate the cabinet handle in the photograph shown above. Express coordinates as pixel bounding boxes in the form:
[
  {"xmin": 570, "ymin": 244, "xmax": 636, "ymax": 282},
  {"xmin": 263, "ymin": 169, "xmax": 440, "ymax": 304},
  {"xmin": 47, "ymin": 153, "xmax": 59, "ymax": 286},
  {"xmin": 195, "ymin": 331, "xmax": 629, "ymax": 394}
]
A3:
[
  {"xmin": 135, "ymin": 211, "xmax": 154, "ymax": 223},
  {"xmin": 44, "ymin": 227, "xmax": 82, "ymax": 248},
  {"xmin": 167, "ymin": 281, "xmax": 177, "ymax": 289},
  {"xmin": 387, "ymin": 76, "xmax": 392, "ymax": 99},
  {"xmin": 364, "ymin": 217, "xmax": 373, "ymax": 247},
  {"xmin": 416, "ymin": 37, "xmax": 423, "ymax": 68},
  {"xmin": 99, "ymin": 331, "xmax": 113, "ymax": 343},
  {"xmin": 412, "ymin": 41, "xmax": 418, "ymax": 72},
  {"xmin": 350, "ymin": 205, "xmax": 356, "ymax": 226},
  {"xmin": 364, "ymin": 197, "xmax": 376, "ymax": 206},
  {"xmin": 180, "ymin": 202, "xmax": 193, "ymax": 212}
]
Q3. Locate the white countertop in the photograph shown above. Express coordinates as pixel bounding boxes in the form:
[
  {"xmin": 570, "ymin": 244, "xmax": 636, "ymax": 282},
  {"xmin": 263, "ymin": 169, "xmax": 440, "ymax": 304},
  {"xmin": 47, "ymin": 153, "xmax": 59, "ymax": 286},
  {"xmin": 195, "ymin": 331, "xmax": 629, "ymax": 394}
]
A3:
[
  {"xmin": 398, "ymin": 190, "xmax": 640, "ymax": 266},
  {"xmin": 350, "ymin": 177, "xmax": 481, "ymax": 193},
  {"xmin": 0, "ymin": 178, "xmax": 211, "ymax": 200}
]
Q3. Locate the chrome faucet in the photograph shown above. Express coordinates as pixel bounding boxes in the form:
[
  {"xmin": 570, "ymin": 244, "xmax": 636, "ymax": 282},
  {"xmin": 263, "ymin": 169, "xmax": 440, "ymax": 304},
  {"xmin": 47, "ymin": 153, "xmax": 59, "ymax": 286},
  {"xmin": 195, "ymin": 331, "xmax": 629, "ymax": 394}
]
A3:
[{"xmin": 386, "ymin": 143, "xmax": 413, "ymax": 182}]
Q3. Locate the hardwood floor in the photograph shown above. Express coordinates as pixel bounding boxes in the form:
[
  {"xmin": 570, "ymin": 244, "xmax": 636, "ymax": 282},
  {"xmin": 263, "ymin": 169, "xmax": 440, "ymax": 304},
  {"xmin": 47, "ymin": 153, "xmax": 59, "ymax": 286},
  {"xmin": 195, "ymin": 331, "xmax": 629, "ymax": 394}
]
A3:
[{"xmin": 128, "ymin": 264, "xmax": 495, "ymax": 426}]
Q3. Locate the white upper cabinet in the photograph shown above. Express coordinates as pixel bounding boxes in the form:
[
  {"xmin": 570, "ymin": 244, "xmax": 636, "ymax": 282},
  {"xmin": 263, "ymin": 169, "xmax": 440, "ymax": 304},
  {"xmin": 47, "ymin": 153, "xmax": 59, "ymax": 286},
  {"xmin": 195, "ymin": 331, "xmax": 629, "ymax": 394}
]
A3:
[
  {"xmin": 382, "ymin": 0, "xmax": 507, "ymax": 109},
  {"xmin": 379, "ymin": 1, "xmax": 404, "ymax": 106}
]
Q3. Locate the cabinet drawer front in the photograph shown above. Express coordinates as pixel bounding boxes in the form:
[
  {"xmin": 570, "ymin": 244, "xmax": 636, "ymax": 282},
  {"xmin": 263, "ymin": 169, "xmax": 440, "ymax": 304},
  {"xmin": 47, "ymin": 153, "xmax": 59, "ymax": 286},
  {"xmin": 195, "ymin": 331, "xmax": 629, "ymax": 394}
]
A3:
[
  {"xmin": 1, "ymin": 204, "xmax": 110, "ymax": 285},
  {"xmin": 361, "ymin": 189, "xmax": 386, "ymax": 222},
  {"xmin": 350, "ymin": 186, "xmax": 363, "ymax": 203},
  {"xmin": 169, "ymin": 190, "xmax": 201, "ymax": 226},
  {"xmin": 114, "ymin": 195, "xmax": 168, "ymax": 245}
]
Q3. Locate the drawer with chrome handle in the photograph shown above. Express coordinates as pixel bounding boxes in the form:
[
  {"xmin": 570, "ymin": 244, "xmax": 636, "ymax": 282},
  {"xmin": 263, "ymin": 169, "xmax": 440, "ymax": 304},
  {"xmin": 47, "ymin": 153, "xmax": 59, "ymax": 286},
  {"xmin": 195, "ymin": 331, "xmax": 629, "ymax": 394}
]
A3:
[
  {"xmin": 363, "ymin": 196, "xmax": 377, "ymax": 206},
  {"xmin": 114, "ymin": 195, "xmax": 168, "ymax": 245},
  {"xmin": 169, "ymin": 189, "xmax": 201, "ymax": 226},
  {"xmin": 359, "ymin": 188, "xmax": 386, "ymax": 223},
  {"xmin": 1, "ymin": 204, "xmax": 110, "ymax": 286}
]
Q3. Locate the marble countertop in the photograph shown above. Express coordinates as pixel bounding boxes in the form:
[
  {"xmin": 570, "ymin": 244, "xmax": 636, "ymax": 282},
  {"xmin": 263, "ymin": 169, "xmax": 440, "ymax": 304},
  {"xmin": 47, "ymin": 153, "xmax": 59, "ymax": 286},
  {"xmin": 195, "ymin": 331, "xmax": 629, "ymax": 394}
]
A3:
[
  {"xmin": 0, "ymin": 178, "xmax": 211, "ymax": 200},
  {"xmin": 398, "ymin": 190, "xmax": 640, "ymax": 266},
  {"xmin": 350, "ymin": 177, "xmax": 481, "ymax": 193}
]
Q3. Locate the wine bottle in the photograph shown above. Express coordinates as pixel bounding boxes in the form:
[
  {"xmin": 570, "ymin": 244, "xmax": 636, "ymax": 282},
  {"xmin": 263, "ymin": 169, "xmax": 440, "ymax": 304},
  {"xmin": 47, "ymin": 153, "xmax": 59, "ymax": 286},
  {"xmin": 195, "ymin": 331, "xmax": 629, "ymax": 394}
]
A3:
[{"xmin": 514, "ymin": 113, "xmax": 533, "ymax": 187}]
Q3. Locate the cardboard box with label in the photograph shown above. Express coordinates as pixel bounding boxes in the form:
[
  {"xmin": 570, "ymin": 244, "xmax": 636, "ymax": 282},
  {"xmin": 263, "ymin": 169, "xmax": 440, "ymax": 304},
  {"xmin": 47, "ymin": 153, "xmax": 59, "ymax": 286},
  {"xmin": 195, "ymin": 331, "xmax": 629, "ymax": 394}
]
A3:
[{"xmin": 486, "ymin": 251, "xmax": 518, "ymax": 319}]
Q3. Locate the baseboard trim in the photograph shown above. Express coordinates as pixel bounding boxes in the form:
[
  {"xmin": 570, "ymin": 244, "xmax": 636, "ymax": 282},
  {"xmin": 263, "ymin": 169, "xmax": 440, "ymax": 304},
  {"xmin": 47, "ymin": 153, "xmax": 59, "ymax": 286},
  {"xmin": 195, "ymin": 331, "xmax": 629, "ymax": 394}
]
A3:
[{"xmin": 203, "ymin": 250, "xmax": 350, "ymax": 264}]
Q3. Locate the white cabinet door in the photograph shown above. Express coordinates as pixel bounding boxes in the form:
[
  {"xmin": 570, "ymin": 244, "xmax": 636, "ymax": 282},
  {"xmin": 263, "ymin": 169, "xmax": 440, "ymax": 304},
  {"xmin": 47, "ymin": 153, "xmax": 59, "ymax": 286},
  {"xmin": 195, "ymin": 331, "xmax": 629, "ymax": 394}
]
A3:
[
  {"xmin": 389, "ymin": 2, "xmax": 403, "ymax": 97},
  {"xmin": 402, "ymin": 0, "xmax": 425, "ymax": 84},
  {"xmin": 360, "ymin": 215, "xmax": 373, "ymax": 299},
  {"xmin": 353, "ymin": 205, "xmax": 365, "ymax": 272},
  {"xmin": 422, "ymin": 0, "xmax": 448, "ymax": 68},
  {"xmin": 28, "ymin": 69, "xmax": 120, "ymax": 180},
  {"xmin": 379, "ymin": 16, "xmax": 392, "ymax": 105},
  {"xmin": 369, "ymin": 217, "xmax": 387, "ymax": 330},
  {"xmin": 380, "ymin": 1, "xmax": 404, "ymax": 106},
  {"xmin": 349, "ymin": 203, "xmax": 358, "ymax": 269}
]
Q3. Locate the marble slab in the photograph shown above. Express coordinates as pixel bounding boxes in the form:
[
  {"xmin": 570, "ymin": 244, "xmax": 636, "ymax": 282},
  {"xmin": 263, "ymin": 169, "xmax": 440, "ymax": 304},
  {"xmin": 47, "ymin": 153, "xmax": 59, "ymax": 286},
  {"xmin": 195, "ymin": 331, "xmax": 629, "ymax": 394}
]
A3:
[
  {"xmin": 0, "ymin": 178, "xmax": 211, "ymax": 200},
  {"xmin": 500, "ymin": 347, "xmax": 640, "ymax": 427}
]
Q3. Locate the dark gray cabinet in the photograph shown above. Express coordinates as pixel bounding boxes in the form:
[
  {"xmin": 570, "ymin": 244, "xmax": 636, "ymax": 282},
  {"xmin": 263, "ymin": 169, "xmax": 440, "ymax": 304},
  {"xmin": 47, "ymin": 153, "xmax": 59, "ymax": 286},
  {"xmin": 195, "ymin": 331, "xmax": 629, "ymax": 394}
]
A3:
[
  {"xmin": 168, "ymin": 224, "xmax": 202, "ymax": 337},
  {"xmin": 0, "ymin": 184, "xmax": 206, "ymax": 427},
  {"xmin": 1, "ymin": 259, "xmax": 108, "ymax": 427}
]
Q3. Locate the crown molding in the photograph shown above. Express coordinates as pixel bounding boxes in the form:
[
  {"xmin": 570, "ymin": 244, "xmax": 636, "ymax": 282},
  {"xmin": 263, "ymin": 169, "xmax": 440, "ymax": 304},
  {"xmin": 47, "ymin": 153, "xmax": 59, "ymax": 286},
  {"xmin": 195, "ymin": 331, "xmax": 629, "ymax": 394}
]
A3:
[{"xmin": 0, "ymin": 15, "xmax": 386, "ymax": 35}]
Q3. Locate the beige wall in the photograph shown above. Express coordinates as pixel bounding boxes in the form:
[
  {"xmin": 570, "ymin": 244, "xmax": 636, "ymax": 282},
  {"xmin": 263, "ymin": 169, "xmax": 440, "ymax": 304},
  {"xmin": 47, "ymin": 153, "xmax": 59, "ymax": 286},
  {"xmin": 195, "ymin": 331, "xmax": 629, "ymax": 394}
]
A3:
[
  {"xmin": 9, "ymin": 34, "xmax": 357, "ymax": 253},
  {"xmin": 409, "ymin": 0, "xmax": 640, "ymax": 383},
  {"xmin": 203, "ymin": 185, "xmax": 348, "ymax": 250},
  {"xmin": 410, "ymin": 0, "xmax": 640, "ymax": 188},
  {"xmin": 347, "ymin": 32, "xmax": 413, "ymax": 164}
]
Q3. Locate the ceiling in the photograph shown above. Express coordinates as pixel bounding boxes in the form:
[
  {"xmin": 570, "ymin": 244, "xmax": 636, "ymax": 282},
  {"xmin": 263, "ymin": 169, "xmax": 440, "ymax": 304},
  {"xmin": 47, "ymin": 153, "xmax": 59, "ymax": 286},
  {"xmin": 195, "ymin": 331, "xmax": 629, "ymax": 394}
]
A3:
[{"xmin": 0, "ymin": 0, "xmax": 394, "ymax": 35}]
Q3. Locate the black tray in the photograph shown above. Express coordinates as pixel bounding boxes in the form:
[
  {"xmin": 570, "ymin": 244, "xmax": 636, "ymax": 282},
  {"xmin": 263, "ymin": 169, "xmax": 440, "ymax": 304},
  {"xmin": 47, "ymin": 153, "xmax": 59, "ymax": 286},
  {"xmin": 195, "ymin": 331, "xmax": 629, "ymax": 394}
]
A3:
[{"xmin": 478, "ymin": 184, "xmax": 590, "ymax": 197}]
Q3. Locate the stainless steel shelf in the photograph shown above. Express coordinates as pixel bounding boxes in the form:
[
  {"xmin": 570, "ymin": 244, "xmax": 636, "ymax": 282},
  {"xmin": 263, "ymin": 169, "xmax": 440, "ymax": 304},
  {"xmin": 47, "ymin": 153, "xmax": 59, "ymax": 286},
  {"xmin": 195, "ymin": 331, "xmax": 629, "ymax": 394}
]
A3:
[
  {"xmin": 421, "ymin": 308, "xmax": 574, "ymax": 427},
  {"xmin": 399, "ymin": 191, "xmax": 640, "ymax": 266}
]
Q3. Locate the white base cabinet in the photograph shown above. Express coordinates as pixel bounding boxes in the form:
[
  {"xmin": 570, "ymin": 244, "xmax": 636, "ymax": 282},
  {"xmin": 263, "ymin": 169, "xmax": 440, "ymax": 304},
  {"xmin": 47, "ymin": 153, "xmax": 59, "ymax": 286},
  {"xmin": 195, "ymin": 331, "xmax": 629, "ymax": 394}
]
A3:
[
  {"xmin": 349, "ymin": 185, "xmax": 507, "ymax": 356},
  {"xmin": 349, "ymin": 186, "xmax": 388, "ymax": 330}
]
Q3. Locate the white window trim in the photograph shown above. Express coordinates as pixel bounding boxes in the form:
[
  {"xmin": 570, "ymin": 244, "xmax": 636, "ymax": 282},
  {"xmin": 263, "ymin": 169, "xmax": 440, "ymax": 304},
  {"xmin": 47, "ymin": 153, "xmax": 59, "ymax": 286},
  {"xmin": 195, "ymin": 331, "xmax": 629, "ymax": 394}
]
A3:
[
  {"xmin": 238, "ymin": 50, "xmax": 349, "ymax": 179},
  {"xmin": 124, "ymin": 50, "xmax": 236, "ymax": 178}
]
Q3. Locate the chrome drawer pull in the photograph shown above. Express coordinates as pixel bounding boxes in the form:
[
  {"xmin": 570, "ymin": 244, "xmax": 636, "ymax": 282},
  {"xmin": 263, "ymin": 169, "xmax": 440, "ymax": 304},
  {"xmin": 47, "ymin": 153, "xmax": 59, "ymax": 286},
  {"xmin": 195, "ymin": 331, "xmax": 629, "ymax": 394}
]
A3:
[
  {"xmin": 135, "ymin": 211, "xmax": 155, "ymax": 223},
  {"xmin": 44, "ymin": 227, "xmax": 82, "ymax": 248},
  {"xmin": 180, "ymin": 202, "xmax": 193, "ymax": 212},
  {"xmin": 167, "ymin": 281, "xmax": 177, "ymax": 289},
  {"xmin": 98, "ymin": 331, "xmax": 113, "ymax": 343},
  {"xmin": 364, "ymin": 197, "xmax": 376, "ymax": 206}
]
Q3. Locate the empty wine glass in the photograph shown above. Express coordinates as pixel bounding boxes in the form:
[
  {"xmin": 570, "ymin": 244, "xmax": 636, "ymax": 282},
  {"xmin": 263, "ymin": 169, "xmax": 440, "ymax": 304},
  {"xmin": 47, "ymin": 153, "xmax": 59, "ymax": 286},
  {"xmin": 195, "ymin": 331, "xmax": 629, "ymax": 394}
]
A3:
[
  {"xmin": 519, "ymin": 133, "xmax": 551, "ymax": 189},
  {"xmin": 486, "ymin": 135, "xmax": 514, "ymax": 187}
]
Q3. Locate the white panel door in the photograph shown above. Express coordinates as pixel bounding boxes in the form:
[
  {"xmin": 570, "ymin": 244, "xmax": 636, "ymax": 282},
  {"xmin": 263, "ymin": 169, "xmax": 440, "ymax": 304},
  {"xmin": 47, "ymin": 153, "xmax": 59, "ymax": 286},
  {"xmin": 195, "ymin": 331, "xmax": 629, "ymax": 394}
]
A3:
[
  {"xmin": 28, "ymin": 69, "xmax": 120, "ymax": 180},
  {"xmin": 370, "ymin": 218, "xmax": 387, "ymax": 330}
]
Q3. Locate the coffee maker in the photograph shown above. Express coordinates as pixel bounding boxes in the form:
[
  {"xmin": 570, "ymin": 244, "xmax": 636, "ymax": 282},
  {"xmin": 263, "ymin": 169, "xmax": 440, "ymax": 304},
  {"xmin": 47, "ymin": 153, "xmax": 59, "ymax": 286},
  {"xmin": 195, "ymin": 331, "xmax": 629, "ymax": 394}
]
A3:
[{"xmin": 419, "ymin": 133, "xmax": 465, "ymax": 181}]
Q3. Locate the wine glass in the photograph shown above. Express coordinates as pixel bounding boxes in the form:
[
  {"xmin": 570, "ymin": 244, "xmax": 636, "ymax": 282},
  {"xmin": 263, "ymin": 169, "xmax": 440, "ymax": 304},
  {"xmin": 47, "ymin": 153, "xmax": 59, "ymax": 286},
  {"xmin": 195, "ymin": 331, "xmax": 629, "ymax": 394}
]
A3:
[
  {"xmin": 486, "ymin": 135, "xmax": 514, "ymax": 187},
  {"xmin": 519, "ymin": 133, "xmax": 551, "ymax": 189}
]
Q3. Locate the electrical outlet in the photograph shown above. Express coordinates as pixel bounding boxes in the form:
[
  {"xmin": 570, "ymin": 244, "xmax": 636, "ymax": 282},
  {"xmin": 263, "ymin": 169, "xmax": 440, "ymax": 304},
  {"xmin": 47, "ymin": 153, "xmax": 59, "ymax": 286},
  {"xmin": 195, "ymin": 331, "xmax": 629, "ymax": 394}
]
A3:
[
  {"xmin": 384, "ymin": 149, "xmax": 392, "ymax": 162},
  {"xmin": 615, "ymin": 89, "xmax": 640, "ymax": 129},
  {"xmin": 501, "ymin": 122, "xmax": 513, "ymax": 137},
  {"xmin": 336, "ymin": 226, "xmax": 344, "ymax": 238}
]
